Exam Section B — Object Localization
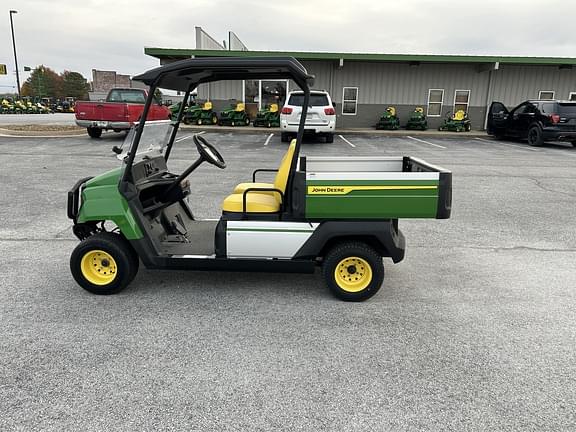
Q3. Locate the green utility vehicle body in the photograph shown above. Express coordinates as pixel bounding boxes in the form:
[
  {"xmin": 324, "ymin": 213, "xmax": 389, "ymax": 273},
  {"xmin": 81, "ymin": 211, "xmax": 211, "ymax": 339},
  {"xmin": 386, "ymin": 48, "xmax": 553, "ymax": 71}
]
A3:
[{"xmin": 67, "ymin": 57, "xmax": 452, "ymax": 301}]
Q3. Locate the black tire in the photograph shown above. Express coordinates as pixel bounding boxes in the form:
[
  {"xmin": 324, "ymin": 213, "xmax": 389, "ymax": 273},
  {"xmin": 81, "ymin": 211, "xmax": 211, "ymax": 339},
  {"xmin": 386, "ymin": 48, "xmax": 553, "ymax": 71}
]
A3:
[
  {"xmin": 571, "ymin": 141, "xmax": 576, "ymax": 147},
  {"xmin": 322, "ymin": 241, "xmax": 384, "ymax": 302},
  {"xmin": 325, "ymin": 133, "xmax": 334, "ymax": 143},
  {"xmin": 465, "ymin": 123, "xmax": 471, "ymax": 132},
  {"xmin": 281, "ymin": 132, "xmax": 290, "ymax": 142},
  {"xmin": 87, "ymin": 127, "xmax": 102, "ymax": 139},
  {"xmin": 197, "ymin": 118, "xmax": 202, "ymax": 125},
  {"xmin": 245, "ymin": 117, "xmax": 250, "ymax": 126},
  {"xmin": 266, "ymin": 122, "xmax": 272, "ymax": 128},
  {"xmin": 211, "ymin": 114, "xmax": 218, "ymax": 124},
  {"xmin": 70, "ymin": 232, "xmax": 139, "ymax": 295},
  {"xmin": 527, "ymin": 125, "xmax": 544, "ymax": 146}
]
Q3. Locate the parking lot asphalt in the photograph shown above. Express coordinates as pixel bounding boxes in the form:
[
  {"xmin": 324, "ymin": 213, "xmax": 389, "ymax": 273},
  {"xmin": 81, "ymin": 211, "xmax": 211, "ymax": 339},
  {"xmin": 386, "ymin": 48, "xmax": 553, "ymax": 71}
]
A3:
[{"xmin": 1, "ymin": 130, "xmax": 575, "ymax": 431}]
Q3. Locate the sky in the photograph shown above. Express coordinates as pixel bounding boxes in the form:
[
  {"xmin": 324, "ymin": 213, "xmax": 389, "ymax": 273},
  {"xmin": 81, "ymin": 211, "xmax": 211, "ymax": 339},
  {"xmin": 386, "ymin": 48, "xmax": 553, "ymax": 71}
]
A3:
[{"xmin": 2, "ymin": 0, "xmax": 576, "ymax": 93}]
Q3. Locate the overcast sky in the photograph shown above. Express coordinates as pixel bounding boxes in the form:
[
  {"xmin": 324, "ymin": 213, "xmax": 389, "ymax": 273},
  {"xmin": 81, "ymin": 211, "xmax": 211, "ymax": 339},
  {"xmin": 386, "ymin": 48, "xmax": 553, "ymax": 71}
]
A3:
[{"xmin": 2, "ymin": 0, "xmax": 576, "ymax": 92}]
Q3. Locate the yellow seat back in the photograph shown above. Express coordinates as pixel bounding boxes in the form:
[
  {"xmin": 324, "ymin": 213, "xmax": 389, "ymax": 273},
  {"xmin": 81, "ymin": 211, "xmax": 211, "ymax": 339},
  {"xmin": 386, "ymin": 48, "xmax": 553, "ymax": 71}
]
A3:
[
  {"xmin": 273, "ymin": 140, "xmax": 296, "ymax": 197},
  {"xmin": 387, "ymin": 106, "xmax": 396, "ymax": 116},
  {"xmin": 235, "ymin": 102, "xmax": 245, "ymax": 112},
  {"xmin": 454, "ymin": 110, "xmax": 466, "ymax": 121},
  {"xmin": 269, "ymin": 103, "xmax": 278, "ymax": 113},
  {"xmin": 203, "ymin": 101, "xmax": 212, "ymax": 110},
  {"xmin": 415, "ymin": 107, "xmax": 424, "ymax": 113}
]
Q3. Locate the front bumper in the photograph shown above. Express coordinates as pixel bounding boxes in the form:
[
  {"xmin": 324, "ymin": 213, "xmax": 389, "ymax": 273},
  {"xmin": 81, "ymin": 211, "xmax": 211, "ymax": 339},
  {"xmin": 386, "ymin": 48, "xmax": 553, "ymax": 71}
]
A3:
[
  {"xmin": 75, "ymin": 120, "xmax": 132, "ymax": 130},
  {"xmin": 67, "ymin": 176, "xmax": 93, "ymax": 222}
]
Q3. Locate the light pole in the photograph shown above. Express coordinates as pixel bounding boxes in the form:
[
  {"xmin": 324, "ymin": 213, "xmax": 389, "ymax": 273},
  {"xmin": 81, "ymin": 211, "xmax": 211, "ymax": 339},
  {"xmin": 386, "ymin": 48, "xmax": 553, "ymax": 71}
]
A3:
[{"xmin": 9, "ymin": 10, "xmax": 21, "ymax": 98}]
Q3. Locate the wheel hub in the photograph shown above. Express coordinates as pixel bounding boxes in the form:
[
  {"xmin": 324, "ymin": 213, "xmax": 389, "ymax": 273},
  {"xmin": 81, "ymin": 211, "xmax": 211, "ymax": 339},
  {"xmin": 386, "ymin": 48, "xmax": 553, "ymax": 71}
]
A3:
[
  {"xmin": 334, "ymin": 257, "xmax": 373, "ymax": 292},
  {"xmin": 80, "ymin": 250, "xmax": 118, "ymax": 286}
]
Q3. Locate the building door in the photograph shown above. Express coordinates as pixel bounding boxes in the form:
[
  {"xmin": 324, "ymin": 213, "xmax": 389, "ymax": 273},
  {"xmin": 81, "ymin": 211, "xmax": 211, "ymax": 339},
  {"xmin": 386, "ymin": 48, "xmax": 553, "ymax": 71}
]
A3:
[{"xmin": 260, "ymin": 80, "xmax": 288, "ymax": 111}]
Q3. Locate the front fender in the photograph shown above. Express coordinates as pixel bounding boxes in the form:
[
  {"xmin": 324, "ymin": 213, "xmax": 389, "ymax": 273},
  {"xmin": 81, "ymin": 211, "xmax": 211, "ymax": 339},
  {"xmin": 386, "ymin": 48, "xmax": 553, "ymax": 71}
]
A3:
[{"xmin": 77, "ymin": 183, "xmax": 143, "ymax": 240}]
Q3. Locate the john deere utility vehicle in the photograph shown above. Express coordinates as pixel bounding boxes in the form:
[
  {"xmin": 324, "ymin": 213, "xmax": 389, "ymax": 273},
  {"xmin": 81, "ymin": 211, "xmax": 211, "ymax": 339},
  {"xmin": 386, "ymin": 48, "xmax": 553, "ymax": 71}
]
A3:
[
  {"xmin": 406, "ymin": 107, "xmax": 428, "ymax": 130},
  {"xmin": 67, "ymin": 57, "xmax": 452, "ymax": 301},
  {"xmin": 376, "ymin": 106, "xmax": 400, "ymax": 130},
  {"xmin": 219, "ymin": 101, "xmax": 250, "ymax": 126},
  {"xmin": 183, "ymin": 101, "xmax": 218, "ymax": 125},
  {"xmin": 253, "ymin": 103, "xmax": 280, "ymax": 128},
  {"xmin": 438, "ymin": 110, "xmax": 471, "ymax": 132}
]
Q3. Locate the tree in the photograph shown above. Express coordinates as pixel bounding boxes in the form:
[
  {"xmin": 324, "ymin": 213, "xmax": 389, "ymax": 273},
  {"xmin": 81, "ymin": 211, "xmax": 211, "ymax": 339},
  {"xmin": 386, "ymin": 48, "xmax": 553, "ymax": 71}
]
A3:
[
  {"xmin": 61, "ymin": 71, "xmax": 90, "ymax": 100},
  {"xmin": 21, "ymin": 65, "xmax": 63, "ymax": 99}
]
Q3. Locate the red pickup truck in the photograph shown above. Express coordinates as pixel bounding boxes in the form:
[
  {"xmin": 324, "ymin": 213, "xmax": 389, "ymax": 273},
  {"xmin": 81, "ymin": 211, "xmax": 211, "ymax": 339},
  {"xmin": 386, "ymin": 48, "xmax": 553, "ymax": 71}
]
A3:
[{"xmin": 75, "ymin": 88, "xmax": 171, "ymax": 138}]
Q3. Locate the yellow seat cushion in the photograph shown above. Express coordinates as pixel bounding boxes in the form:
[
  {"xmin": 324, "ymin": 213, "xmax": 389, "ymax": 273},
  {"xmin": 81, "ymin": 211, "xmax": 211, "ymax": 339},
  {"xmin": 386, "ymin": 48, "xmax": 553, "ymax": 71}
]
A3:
[
  {"xmin": 233, "ymin": 182, "xmax": 274, "ymax": 194},
  {"xmin": 222, "ymin": 192, "xmax": 280, "ymax": 213}
]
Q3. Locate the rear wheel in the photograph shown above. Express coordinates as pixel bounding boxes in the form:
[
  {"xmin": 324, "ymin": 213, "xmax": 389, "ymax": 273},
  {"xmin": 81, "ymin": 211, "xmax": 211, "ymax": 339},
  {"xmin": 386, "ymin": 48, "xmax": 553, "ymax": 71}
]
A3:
[
  {"xmin": 87, "ymin": 127, "xmax": 102, "ymax": 138},
  {"xmin": 571, "ymin": 141, "xmax": 576, "ymax": 147},
  {"xmin": 527, "ymin": 125, "xmax": 544, "ymax": 146},
  {"xmin": 322, "ymin": 241, "xmax": 384, "ymax": 301},
  {"xmin": 325, "ymin": 133, "xmax": 334, "ymax": 143},
  {"xmin": 197, "ymin": 118, "xmax": 202, "ymax": 125},
  {"xmin": 70, "ymin": 232, "xmax": 139, "ymax": 295},
  {"xmin": 245, "ymin": 117, "xmax": 250, "ymax": 126},
  {"xmin": 211, "ymin": 113, "xmax": 218, "ymax": 124},
  {"xmin": 281, "ymin": 132, "xmax": 290, "ymax": 142}
]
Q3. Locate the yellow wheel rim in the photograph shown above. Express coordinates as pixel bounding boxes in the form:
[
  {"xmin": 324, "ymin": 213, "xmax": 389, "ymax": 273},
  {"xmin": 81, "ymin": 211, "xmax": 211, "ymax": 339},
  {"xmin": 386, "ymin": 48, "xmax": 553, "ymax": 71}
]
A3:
[
  {"xmin": 334, "ymin": 257, "xmax": 373, "ymax": 292},
  {"xmin": 80, "ymin": 250, "xmax": 118, "ymax": 286}
]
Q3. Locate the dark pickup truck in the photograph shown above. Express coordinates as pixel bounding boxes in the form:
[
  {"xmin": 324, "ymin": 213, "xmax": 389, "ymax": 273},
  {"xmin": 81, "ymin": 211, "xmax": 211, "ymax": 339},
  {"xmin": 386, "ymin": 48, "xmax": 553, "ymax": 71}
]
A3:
[
  {"xmin": 75, "ymin": 88, "xmax": 170, "ymax": 138},
  {"xmin": 488, "ymin": 100, "xmax": 576, "ymax": 147}
]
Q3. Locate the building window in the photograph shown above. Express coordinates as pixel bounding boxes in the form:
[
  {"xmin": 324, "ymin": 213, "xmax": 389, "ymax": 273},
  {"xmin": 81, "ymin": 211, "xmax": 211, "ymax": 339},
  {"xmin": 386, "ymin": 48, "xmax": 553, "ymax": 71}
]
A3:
[
  {"xmin": 342, "ymin": 87, "xmax": 358, "ymax": 115},
  {"xmin": 453, "ymin": 90, "xmax": 470, "ymax": 113},
  {"xmin": 538, "ymin": 90, "xmax": 555, "ymax": 100},
  {"xmin": 569, "ymin": 92, "xmax": 576, "ymax": 101},
  {"xmin": 427, "ymin": 89, "xmax": 444, "ymax": 116}
]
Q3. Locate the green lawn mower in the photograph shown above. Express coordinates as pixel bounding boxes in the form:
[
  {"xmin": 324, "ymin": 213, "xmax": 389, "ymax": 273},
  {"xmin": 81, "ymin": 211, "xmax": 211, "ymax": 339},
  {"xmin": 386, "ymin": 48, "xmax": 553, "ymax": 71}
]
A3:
[
  {"xmin": 183, "ymin": 101, "xmax": 218, "ymax": 125},
  {"xmin": 219, "ymin": 102, "xmax": 250, "ymax": 126},
  {"xmin": 253, "ymin": 103, "xmax": 280, "ymax": 128},
  {"xmin": 438, "ymin": 110, "xmax": 471, "ymax": 132},
  {"xmin": 1, "ymin": 99, "xmax": 14, "ymax": 114},
  {"xmin": 376, "ymin": 106, "xmax": 400, "ymax": 130},
  {"xmin": 406, "ymin": 107, "xmax": 428, "ymax": 130}
]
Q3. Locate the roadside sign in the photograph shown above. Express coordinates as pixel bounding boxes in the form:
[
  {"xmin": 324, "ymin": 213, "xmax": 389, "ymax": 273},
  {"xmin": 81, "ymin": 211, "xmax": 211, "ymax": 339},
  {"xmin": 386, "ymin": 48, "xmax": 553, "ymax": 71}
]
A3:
[{"xmin": 0, "ymin": 64, "xmax": 7, "ymax": 75}]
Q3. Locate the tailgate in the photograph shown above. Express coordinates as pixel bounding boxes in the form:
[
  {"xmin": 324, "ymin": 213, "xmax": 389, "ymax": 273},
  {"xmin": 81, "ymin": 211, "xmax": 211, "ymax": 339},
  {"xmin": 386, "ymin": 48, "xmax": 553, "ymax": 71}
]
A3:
[
  {"xmin": 303, "ymin": 156, "xmax": 451, "ymax": 219},
  {"xmin": 75, "ymin": 102, "xmax": 127, "ymax": 122}
]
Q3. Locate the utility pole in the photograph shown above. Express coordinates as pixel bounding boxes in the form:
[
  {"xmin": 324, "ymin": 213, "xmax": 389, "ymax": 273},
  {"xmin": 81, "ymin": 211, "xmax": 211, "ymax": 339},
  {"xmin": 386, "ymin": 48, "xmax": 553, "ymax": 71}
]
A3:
[{"xmin": 9, "ymin": 10, "xmax": 21, "ymax": 97}]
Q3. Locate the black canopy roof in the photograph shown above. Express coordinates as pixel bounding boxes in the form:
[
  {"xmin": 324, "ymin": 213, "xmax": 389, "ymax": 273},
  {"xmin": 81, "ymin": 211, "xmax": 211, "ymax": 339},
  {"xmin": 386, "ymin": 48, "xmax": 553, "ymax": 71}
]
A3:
[{"xmin": 133, "ymin": 56, "xmax": 313, "ymax": 91}]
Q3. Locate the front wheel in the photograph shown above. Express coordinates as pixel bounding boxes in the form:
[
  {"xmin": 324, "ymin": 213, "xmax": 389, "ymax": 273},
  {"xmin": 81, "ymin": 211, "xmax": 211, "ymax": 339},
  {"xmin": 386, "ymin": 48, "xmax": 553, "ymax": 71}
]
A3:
[
  {"xmin": 211, "ymin": 113, "xmax": 218, "ymax": 124},
  {"xmin": 87, "ymin": 127, "xmax": 102, "ymax": 138},
  {"xmin": 70, "ymin": 232, "xmax": 139, "ymax": 295},
  {"xmin": 322, "ymin": 242, "xmax": 384, "ymax": 301},
  {"xmin": 527, "ymin": 125, "xmax": 544, "ymax": 146}
]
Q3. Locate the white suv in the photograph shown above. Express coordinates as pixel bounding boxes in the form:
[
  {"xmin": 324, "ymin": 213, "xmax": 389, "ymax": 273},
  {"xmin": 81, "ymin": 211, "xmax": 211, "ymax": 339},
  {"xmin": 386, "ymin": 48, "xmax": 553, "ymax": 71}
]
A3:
[{"xmin": 280, "ymin": 90, "xmax": 336, "ymax": 143}]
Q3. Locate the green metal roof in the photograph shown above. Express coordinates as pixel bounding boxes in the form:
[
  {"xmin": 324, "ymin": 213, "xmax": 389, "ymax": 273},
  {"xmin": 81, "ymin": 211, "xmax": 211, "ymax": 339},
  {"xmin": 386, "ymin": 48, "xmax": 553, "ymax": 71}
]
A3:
[{"xmin": 144, "ymin": 47, "xmax": 576, "ymax": 65}]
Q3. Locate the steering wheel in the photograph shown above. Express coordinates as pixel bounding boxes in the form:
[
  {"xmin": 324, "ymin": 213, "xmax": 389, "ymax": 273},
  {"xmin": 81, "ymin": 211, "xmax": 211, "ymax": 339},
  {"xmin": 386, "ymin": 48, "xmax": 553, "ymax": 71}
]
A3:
[{"xmin": 193, "ymin": 134, "xmax": 226, "ymax": 169}]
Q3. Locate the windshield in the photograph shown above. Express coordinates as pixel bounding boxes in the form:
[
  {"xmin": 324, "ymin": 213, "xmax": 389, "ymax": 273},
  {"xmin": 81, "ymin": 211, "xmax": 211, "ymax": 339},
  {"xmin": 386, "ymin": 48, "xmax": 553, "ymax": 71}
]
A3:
[{"xmin": 119, "ymin": 120, "xmax": 174, "ymax": 162}]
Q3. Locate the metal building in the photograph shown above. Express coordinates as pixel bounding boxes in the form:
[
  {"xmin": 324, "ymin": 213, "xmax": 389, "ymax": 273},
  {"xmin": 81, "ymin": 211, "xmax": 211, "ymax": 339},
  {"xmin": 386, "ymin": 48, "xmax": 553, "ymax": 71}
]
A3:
[{"xmin": 144, "ymin": 48, "xmax": 576, "ymax": 129}]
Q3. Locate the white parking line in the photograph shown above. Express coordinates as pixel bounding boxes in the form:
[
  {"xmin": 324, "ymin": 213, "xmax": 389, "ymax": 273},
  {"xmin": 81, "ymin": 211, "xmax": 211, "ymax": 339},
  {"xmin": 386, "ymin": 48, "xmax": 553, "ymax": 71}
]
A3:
[
  {"xmin": 406, "ymin": 136, "xmax": 446, "ymax": 149},
  {"xmin": 264, "ymin": 133, "xmax": 274, "ymax": 146},
  {"xmin": 474, "ymin": 137, "xmax": 540, "ymax": 152},
  {"xmin": 176, "ymin": 131, "xmax": 205, "ymax": 142},
  {"xmin": 338, "ymin": 134, "xmax": 356, "ymax": 147}
]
